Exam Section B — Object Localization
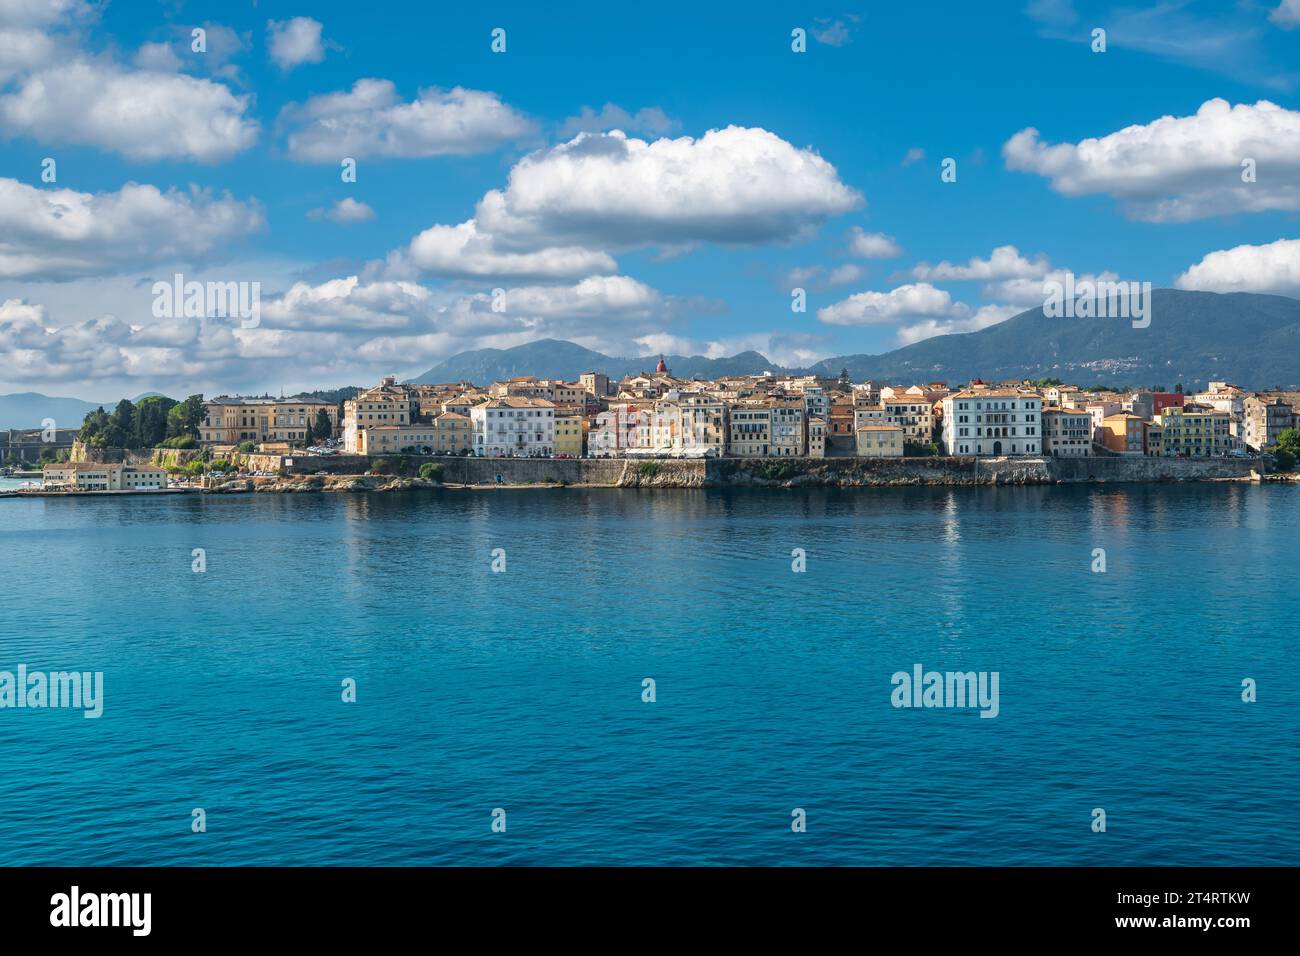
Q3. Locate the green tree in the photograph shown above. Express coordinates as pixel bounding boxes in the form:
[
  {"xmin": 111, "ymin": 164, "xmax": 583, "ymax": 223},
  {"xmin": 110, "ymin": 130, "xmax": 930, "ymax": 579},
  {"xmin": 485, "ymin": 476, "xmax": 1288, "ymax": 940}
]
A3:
[
  {"xmin": 313, "ymin": 408, "xmax": 333, "ymax": 442},
  {"xmin": 418, "ymin": 462, "xmax": 445, "ymax": 481},
  {"xmin": 166, "ymin": 395, "xmax": 205, "ymax": 440},
  {"xmin": 133, "ymin": 395, "xmax": 177, "ymax": 447}
]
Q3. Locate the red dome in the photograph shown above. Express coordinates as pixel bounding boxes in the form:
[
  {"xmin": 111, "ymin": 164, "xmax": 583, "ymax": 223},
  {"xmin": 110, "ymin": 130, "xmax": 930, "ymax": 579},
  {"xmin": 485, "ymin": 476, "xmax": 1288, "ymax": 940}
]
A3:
[{"xmin": 656, "ymin": 355, "xmax": 667, "ymax": 374}]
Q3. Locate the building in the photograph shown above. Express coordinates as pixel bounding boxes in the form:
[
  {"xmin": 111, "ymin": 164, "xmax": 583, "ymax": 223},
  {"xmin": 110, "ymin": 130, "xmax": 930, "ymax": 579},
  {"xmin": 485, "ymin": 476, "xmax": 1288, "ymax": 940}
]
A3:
[
  {"xmin": 355, "ymin": 424, "xmax": 440, "ymax": 456},
  {"xmin": 553, "ymin": 414, "xmax": 584, "ymax": 457},
  {"xmin": 941, "ymin": 390, "xmax": 1042, "ymax": 456},
  {"xmin": 469, "ymin": 398, "xmax": 555, "ymax": 457},
  {"xmin": 882, "ymin": 395, "xmax": 934, "ymax": 446},
  {"xmin": 588, "ymin": 403, "xmax": 650, "ymax": 457},
  {"xmin": 342, "ymin": 377, "xmax": 418, "ymax": 452},
  {"xmin": 730, "ymin": 404, "xmax": 772, "ymax": 457},
  {"xmin": 1, "ymin": 427, "xmax": 79, "ymax": 464},
  {"xmin": 432, "ymin": 412, "xmax": 472, "ymax": 454},
  {"xmin": 201, "ymin": 397, "xmax": 339, "ymax": 446},
  {"xmin": 678, "ymin": 395, "xmax": 728, "ymax": 455},
  {"xmin": 1041, "ymin": 408, "xmax": 1093, "ymax": 456},
  {"xmin": 1157, "ymin": 404, "xmax": 1235, "ymax": 457},
  {"xmin": 855, "ymin": 424, "xmax": 904, "ymax": 457},
  {"xmin": 807, "ymin": 417, "xmax": 826, "ymax": 458},
  {"xmin": 769, "ymin": 400, "xmax": 806, "ymax": 456},
  {"xmin": 1242, "ymin": 397, "xmax": 1293, "ymax": 451},
  {"xmin": 43, "ymin": 462, "xmax": 168, "ymax": 491},
  {"xmin": 1100, "ymin": 414, "xmax": 1145, "ymax": 455}
]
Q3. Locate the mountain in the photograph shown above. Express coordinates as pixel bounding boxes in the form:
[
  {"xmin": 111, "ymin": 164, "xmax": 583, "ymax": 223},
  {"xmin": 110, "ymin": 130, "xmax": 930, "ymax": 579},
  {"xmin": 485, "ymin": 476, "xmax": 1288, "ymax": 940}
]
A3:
[
  {"xmin": 410, "ymin": 338, "xmax": 794, "ymax": 384},
  {"xmin": 0, "ymin": 393, "xmax": 108, "ymax": 431},
  {"xmin": 807, "ymin": 289, "xmax": 1300, "ymax": 389},
  {"xmin": 413, "ymin": 291, "xmax": 1300, "ymax": 390}
]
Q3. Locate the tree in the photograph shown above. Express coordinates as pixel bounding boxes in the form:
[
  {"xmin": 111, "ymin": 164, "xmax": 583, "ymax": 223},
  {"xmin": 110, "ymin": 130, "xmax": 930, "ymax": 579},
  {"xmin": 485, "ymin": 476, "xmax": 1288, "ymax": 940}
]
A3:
[
  {"xmin": 133, "ymin": 395, "xmax": 177, "ymax": 447},
  {"xmin": 303, "ymin": 418, "xmax": 315, "ymax": 446},
  {"xmin": 1175, "ymin": 383, "xmax": 1184, "ymax": 394},
  {"xmin": 418, "ymin": 462, "xmax": 444, "ymax": 481},
  {"xmin": 313, "ymin": 409, "xmax": 333, "ymax": 442},
  {"xmin": 166, "ymin": 395, "xmax": 205, "ymax": 440}
]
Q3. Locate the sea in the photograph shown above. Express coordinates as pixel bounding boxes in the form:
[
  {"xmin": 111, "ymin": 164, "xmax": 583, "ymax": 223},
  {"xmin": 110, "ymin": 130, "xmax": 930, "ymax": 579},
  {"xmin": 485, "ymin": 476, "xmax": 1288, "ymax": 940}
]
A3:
[{"xmin": 0, "ymin": 484, "xmax": 1296, "ymax": 865}]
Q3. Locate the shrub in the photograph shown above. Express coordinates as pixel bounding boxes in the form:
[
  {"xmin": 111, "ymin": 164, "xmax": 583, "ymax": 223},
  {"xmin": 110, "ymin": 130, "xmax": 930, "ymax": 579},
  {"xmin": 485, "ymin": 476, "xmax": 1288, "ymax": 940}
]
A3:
[
  {"xmin": 160, "ymin": 434, "xmax": 197, "ymax": 449},
  {"xmin": 418, "ymin": 462, "xmax": 445, "ymax": 482},
  {"xmin": 637, "ymin": 461, "xmax": 660, "ymax": 477},
  {"xmin": 758, "ymin": 460, "xmax": 800, "ymax": 481}
]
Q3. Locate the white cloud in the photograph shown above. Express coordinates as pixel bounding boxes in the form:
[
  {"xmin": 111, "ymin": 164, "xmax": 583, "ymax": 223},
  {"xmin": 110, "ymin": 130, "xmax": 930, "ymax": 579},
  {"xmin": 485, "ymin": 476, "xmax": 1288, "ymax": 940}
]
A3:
[
  {"xmin": 981, "ymin": 269, "xmax": 1119, "ymax": 307},
  {"xmin": 0, "ymin": 177, "xmax": 263, "ymax": 281},
  {"xmin": 282, "ymin": 79, "xmax": 534, "ymax": 161},
  {"xmin": 895, "ymin": 304, "xmax": 1020, "ymax": 345},
  {"xmin": 1175, "ymin": 238, "xmax": 1300, "ymax": 297},
  {"xmin": 909, "ymin": 244, "xmax": 1050, "ymax": 281},
  {"xmin": 307, "ymin": 198, "xmax": 375, "ymax": 224},
  {"xmin": 0, "ymin": 58, "xmax": 258, "ymax": 162},
  {"xmin": 1274, "ymin": 1, "xmax": 1300, "ymax": 29},
  {"xmin": 474, "ymin": 126, "xmax": 862, "ymax": 250},
  {"xmin": 1004, "ymin": 98, "xmax": 1300, "ymax": 221},
  {"xmin": 267, "ymin": 17, "xmax": 327, "ymax": 71},
  {"xmin": 559, "ymin": 103, "xmax": 678, "ymax": 138},
  {"xmin": 811, "ymin": 16, "xmax": 861, "ymax": 47},
  {"xmin": 901, "ymin": 147, "xmax": 925, "ymax": 167},
  {"xmin": 0, "ymin": 0, "xmax": 94, "ymax": 28},
  {"xmin": 846, "ymin": 227, "xmax": 901, "ymax": 259},
  {"xmin": 405, "ymin": 219, "xmax": 616, "ymax": 281},
  {"xmin": 132, "ymin": 41, "xmax": 181, "ymax": 72},
  {"xmin": 816, "ymin": 282, "xmax": 962, "ymax": 326}
]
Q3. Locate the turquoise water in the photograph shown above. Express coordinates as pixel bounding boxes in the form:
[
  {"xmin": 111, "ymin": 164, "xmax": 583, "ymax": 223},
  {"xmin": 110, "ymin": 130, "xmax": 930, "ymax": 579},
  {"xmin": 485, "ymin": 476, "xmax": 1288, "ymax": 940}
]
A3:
[{"xmin": 0, "ymin": 485, "xmax": 1296, "ymax": 866}]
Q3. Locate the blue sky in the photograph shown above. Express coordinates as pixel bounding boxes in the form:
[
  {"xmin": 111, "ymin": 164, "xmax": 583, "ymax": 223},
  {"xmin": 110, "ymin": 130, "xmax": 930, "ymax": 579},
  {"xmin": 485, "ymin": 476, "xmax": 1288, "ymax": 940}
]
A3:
[{"xmin": 2, "ymin": 0, "xmax": 1299, "ymax": 397}]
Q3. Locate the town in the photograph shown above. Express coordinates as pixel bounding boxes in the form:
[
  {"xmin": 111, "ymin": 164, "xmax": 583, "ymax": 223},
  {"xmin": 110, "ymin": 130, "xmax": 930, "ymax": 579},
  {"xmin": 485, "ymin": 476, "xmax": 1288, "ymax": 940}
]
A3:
[{"xmin": 4, "ymin": 357, "xmax": 1299, "ymax": 492}]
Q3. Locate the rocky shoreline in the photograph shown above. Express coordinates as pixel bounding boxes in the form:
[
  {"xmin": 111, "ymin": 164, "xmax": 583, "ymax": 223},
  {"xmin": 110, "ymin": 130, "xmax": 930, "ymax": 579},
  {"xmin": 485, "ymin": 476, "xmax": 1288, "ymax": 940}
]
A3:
[{"xmin": 192, "ymin": 454, "xmax": 1273, "ymax": 493}]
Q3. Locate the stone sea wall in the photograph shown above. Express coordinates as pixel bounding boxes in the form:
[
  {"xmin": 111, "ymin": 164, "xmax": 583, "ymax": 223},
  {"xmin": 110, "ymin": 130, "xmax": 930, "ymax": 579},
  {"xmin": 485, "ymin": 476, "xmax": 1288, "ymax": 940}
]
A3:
[{"xmin": 209, "ymin": 453, "xmax": 1261, "ymax": 493}]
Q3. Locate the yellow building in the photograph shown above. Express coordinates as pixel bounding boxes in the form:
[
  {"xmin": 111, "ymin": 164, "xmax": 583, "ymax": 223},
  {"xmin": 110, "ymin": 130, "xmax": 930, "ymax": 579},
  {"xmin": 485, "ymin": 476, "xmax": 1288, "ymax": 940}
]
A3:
[
  {"xmin": 855, "ymin": 424, "xmax": 905, "ymax": 457},
  {"xmin": 553, "ymin": 414, "xmax": 584, "ymax": 457},
  {"xmin": 356, "ymin": 424, "xmax": 440, "ymax": 456},
  {"xmin": 43, "ymin": 462, "xmax": 168, "ymax": 491},
  {"xmin": 201, "ymin": 396, "xmax": 338, "ymax": 445},
  {"xmin": 1157, "ymin": 404, "xmax": 1235, "ymax": 457},
  {"xmin": 433, "ymin": 413, "xmax": 472, "ymax": 454}
]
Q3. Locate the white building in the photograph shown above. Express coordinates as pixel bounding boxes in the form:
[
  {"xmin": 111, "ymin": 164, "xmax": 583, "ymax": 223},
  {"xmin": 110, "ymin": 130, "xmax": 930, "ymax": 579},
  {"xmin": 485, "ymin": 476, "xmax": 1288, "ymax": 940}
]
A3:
[
  {"xmin": 470, "ymin": 398, "xmax": 555, "ymax": 457},
  {"xmin": 941, "ymin": 389, "xmax": 1042, "ymax": 456}
]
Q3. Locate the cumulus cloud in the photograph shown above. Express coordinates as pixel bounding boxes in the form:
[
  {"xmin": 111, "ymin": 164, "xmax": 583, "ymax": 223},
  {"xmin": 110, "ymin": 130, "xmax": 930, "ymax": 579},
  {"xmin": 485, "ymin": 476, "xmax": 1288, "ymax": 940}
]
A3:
[
  {"xmin": 981, "ymin": 269, "xmax": 1119, "ymax": 307},
  {"xmin": 0, "ymin": 57, "xmax": 258, "ymax": 161},
  {"xmin": 0, "ymin": 177, "xmax": 263, "ymax": 281},
  {"xmin": 1004, "ymin": 98, "xmax": 1300, "ymax": 221},
  {"xmin": 909, "ymin": 244, "xmax": 1050, "ymax": 281},
  {"xmin": 267, "ymin": 16, "xmax": 327, "ymax": 71},
  {"xmin": 398, "ymin": 126, "xmax": 860, "ymax": 281},
  {"xmin": 282, "ymin": 79, "xmax": 535, "ymax": 161},
  {"xmin": 895, "ymin": 304, "xmax": 1020, "ymax": 345},
  {"xmin": 816, "ymin": 282, "xmax": 962, "ymax": 326},
  {"xmin": 1274, "ymin": 1, "xmax": 1300, "ymax": 29},
  {"xmin": 307, "ymin": 198, "xmax": 375, "ymax": 224},
  {"xmin": 473, "ymin": 126, "xmax": 862, "ymax": 250},
  {"xmin": 405, "ymin": 219, "xmax": 616, "ymax": 281},
  {"xmin": 1175, "ymin": 238, "xmax": 1300, "ymax": 297},
  {"xmin": 846, "ymin": 227, "xmax": 901, "ymax": 259},
  {"xmin": 559, "ymin": 103, "xmax": 678, "ymax": 138}
]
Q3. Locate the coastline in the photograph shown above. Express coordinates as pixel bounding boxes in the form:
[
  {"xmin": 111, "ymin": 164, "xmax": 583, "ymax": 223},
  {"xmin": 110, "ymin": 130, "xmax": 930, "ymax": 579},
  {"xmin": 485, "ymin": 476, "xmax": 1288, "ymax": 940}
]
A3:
[{"xmin": 206, "ymin": 454, "xmax": 1269, "ymax": 492}]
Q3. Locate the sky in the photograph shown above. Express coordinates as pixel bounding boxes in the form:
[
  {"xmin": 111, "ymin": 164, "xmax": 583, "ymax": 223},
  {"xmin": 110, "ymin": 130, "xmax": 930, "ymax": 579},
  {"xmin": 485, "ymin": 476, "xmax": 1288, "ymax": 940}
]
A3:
[{"xmin": 1, "ymin": 0, "xmax": 1300, "ymax": 399}]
